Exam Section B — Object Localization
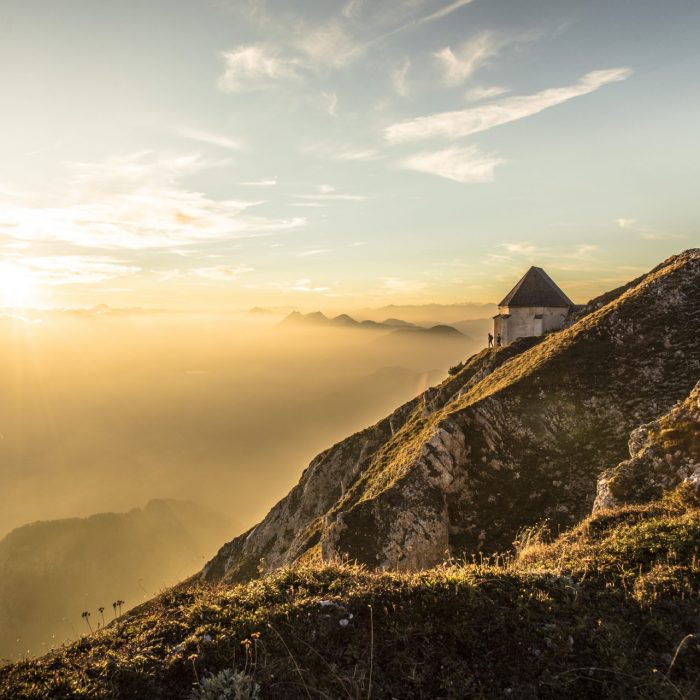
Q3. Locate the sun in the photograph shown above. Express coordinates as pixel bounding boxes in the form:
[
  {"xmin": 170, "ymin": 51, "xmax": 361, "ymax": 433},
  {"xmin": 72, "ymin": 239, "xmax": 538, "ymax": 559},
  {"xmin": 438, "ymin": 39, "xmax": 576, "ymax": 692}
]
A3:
[{"xmin": 0, "ymin": 262, "xmax": 37, "ymax": 308}]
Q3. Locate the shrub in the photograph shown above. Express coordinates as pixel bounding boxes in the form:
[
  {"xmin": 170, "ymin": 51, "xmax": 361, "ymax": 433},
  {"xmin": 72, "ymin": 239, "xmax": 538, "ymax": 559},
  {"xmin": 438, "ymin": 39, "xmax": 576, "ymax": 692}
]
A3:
[{"xmin": 190, "ymin": 668, "xmax": 260, "ymax": 700}]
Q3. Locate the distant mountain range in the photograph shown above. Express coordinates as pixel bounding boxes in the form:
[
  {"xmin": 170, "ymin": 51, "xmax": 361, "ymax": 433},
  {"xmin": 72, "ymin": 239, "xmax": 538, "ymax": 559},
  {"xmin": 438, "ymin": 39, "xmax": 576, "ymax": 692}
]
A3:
[
  {"xmin": 251, "ymin": 302, "xmax": 498, "ymax": 324},
  {"xmin": 280, "ymin": 310, "xmax": 464, "ymax": 336}
]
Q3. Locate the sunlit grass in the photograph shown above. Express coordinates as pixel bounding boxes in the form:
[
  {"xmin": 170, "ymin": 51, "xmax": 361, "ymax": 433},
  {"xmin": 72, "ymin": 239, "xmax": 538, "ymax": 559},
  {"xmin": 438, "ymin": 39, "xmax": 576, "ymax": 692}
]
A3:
[{"xmin": 2, "ymin": 486, "xmax": 699, "ymax": 699}]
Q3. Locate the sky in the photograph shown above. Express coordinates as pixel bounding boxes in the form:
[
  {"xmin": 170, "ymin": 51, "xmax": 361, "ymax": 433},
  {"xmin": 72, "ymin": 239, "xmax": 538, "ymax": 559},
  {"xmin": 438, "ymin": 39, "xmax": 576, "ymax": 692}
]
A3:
[{"xmin": 0, "ymin": 0, "xmax": 698, "ymax": 311}]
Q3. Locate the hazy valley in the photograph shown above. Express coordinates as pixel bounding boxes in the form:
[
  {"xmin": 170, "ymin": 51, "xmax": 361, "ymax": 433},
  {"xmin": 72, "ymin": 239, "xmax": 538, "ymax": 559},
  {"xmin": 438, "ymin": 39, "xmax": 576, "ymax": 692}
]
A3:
[
  {"xmin": 0, "ymin": 306, "xmax": 484, "ymax": 541},
  {"xmin": 2, "ymin": 251, "xmax": 698, "ymax": 698},
  {"xmin": 0, "ymin": 304, "xmax": 486, "ymax": 663}
]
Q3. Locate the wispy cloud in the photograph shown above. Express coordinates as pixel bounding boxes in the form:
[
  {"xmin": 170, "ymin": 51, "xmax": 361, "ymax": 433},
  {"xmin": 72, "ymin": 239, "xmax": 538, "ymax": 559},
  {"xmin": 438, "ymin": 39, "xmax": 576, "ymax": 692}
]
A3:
[
  {"xmin": 0, "ymin": 152, "xmax": 305, "ymax": 249},
  {"xmin": 194, "ymin": 264, "xmax": 253, "ymax": 281},
  {"xmin": 400, "ymin": 145, "xmax": 504, "ymax": 183},
  {"xmin": 157, "ymin": 268, "xmax": 184, "ymax": 282},
  {"xmin": 291, "ymin": 21, "xmax": 362, "ymax": 69},
  {"xmin": 434, "ymin": 31, "xmax": 503, "ymax": 86},
  {"xmin": 247, "ymin": 277, "xmax": 330, "ymax": 293},
  {"xmin": 297, "ymin": 248, "xmax": 331, "ymax": 257},
  {"xmin": 287, "ymin": 278, "xmax": 330, "ymax": 292},
  {"xmin": 293, "ymin": 184, "xmax": 367, "ymax": 202},
  {"xmin": 381, "ymin": 277, "xmax": 429, "ymax": 293},
  {"xmin": 419, "ymin": 0, "xmax": 476, "ymax": 24},
  {"xmin": 173, "ymin": 127, "xmax": 244, "ymax": 151},
  {"xmin": 221, "ymin": 0, "xmax": 478, "ymax": 91},
  {"xmin": 240, "ymin": 178, "xmax": 278, "ymax": 186},
  {"xmin": 465, "ymin": 85, "xmax": 510, "ymax": 102},
  {"xmin": 435, "ymin": 30, "xmax": 539, "ymax": 87},
  {"xmin": 11, "ymin": 256, "xmax": 140, "ymax": 285},
  {"xmin": 392, "ymin": 56, "xmax": 411, "ymax": 96},
  {"xmin": 322, "ymin": 91, "xmax": 338, "ymax": 115},
  {"xmin": 335, "ymin": 148, "xmax": 380, "ymax": 161},
  {"xmin": 487, "ymin": 242, "xmax": 600, "ymax": 272},
  {"xmin": 616, "ymin": 217, "xmax": 685, "ymax": 240},
  {"xmin": 366, "ymin": 0, "xmax": 477, "ymax": 49},
  {"xmin": 342, "ymin": 0, "xmax": 366, "ymax": 19},
  {"xmin": 385, "ymin": 68, "xmax": 633, "ymax": 143},
  {"xmin": 501, "ymin": 242, "xmax": 539, "ymax": 256},
  {"xmin": 218, "ymin": 44, "xmax": 301, "ymax": 92},
  {"xmin": 296, "ymin": 193, "xmax": 366, "ymax": 202},
  {"xmin": 302, "ymin": 142, "xmax": 380, "ymax": 161}
]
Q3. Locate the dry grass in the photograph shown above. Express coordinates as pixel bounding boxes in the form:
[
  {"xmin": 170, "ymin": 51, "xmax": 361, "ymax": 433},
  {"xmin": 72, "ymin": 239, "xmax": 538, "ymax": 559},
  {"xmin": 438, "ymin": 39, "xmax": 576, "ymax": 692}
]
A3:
[{"xmin": 2, "ymin": 486, "xmax": 700, "ymax": 699}]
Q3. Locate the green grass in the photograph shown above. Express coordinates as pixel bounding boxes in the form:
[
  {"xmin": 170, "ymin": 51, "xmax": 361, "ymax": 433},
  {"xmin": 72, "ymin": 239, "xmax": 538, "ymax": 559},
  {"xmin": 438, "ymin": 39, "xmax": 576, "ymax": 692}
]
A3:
[{"xmin": 2, "ymin": 488, "xmax": 699, "ymax": 699}]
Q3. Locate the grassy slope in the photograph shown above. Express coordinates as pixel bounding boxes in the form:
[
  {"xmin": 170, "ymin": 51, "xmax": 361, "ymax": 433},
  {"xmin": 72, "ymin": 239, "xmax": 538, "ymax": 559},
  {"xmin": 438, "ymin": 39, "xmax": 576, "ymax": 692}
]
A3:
[
  {"xmin": 309, "ymin": 250, "xmax": 700, "ymax": 564},
  {"xmin": 2, "ymin": 487, "xmax": 699, "ymax": 699},
  {"xmin": 204, "ymin": 251, "xmax": 699, "ymax": 582}
]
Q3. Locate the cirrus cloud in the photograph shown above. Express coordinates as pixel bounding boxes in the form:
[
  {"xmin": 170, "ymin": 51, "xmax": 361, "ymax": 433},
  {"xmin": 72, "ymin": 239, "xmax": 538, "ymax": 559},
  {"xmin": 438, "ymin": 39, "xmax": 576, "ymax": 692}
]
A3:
[
  {"xmin": 218, "ymin": 44, "xmax": 302, "ymax": 92},
  {"xmin": 8, "ymin": 256, "xmax": 140, "ymax": 286},
  {"xmin": 193, "ymin": 264, "xmax": 254, "ymax": 281},
  {"xmin": 400, "ymin": 145, "xmax": 504, "ymax": 183},
  {"xmin": 0, "ymin": 152, "xmax": 306, "ymax": 250},
  {"xmin": 385, "ymin": 68, "xmax": 633, "ymax": 143},
  {"xmin": 434, "ymin": 31, "xmax": 503, "ymax": 86}
]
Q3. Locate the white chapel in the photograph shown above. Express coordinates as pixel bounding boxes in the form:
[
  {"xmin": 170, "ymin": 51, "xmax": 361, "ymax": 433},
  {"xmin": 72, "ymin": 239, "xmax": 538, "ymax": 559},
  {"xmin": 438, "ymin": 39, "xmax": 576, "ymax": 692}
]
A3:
[{"xmin": 493, "ymin": 267, "xmax": 574, "ymax": 346}]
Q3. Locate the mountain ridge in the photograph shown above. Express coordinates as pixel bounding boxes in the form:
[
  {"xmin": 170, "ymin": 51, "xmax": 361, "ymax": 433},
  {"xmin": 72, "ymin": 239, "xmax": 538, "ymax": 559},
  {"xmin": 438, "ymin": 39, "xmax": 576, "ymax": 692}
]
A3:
[
  {"xmin": 280, "ymin": 310, "xmax": 464, "ymax": 336},
  {"xmin": 204, "ymin": 249, "xmax": 700, "ymax": 582}
]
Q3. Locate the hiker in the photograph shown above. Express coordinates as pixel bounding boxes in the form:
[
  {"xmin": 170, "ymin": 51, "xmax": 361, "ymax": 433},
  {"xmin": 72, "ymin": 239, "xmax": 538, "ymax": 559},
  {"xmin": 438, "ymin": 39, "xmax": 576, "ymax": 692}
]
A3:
[
  {"xmin": 496, "ymin": 334, "xmax": 502, "ymax": 347},
  {"xmin": 487, "ymin": 332, "xmax": 493, "ymax": 348}
]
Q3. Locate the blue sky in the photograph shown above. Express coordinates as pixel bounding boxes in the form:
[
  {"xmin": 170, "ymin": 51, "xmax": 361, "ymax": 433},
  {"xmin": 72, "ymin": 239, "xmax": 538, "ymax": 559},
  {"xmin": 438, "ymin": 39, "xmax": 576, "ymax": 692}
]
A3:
[{"xmin": 0, "ymin": 0, "xmax": 698, "ymax": 309}]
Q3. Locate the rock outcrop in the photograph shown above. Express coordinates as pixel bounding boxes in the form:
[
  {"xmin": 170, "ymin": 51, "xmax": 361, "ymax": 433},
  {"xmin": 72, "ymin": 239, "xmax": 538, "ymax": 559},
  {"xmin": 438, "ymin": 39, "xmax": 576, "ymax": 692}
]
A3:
[
  {"xmin": 594, "ymin": 381, "xmax": 700, "ymax": 510},
  {"xmin": 204, "ymin": 250, "xmax": 700, "ymax": 583}
]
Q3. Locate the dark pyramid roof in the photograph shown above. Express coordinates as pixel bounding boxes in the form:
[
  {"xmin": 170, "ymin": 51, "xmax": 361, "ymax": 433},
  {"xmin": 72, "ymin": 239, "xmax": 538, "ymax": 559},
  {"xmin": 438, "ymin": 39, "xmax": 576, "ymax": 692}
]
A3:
[{"xmin": 499, "ymin": 267, "xmax": 573, "ymax": 308}]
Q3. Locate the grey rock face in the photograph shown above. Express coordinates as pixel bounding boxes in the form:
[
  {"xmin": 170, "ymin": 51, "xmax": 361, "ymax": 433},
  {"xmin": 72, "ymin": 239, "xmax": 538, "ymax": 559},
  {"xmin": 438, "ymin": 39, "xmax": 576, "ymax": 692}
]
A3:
[
  {"xmin": 594, "ymin": 380, "xmax": 700, "ymax": 510},
  {"xmin": 204, "ymin": 250, "xmax": 700, "ymax": 583}
]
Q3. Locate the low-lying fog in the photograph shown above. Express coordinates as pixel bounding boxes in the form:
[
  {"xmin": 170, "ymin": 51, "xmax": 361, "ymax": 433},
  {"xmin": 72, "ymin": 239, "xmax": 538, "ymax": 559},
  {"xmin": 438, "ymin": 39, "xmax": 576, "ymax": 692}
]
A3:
[
  {"xmin": 0, "ymin": 308, "xmax": 489, "ymax": 541},
  {"xmin": 0, "ymin": 305, "xmax": 492, "ymax": 659}
]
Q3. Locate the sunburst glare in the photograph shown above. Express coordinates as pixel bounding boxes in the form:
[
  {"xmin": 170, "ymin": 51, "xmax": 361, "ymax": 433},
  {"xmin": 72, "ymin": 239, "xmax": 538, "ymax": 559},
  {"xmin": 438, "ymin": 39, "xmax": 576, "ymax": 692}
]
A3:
[{"xmin": 0, "ymin": 262, "xmax": 37, "ymax": 308}]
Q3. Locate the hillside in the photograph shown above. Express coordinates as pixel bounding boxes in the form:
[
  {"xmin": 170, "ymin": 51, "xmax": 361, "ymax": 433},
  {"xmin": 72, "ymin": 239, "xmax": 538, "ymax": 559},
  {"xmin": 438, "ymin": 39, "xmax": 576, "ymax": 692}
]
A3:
[
  {"xmin": 2, "ymin": 485, "xmax": 698, "ymax": 698},
  {"xmin": 204, "ymin": 249, "xmax": 700, "ymax": 582},
  {"xmin": 0, "ymin": 500, "xmax": 229, "ymax": 662}
]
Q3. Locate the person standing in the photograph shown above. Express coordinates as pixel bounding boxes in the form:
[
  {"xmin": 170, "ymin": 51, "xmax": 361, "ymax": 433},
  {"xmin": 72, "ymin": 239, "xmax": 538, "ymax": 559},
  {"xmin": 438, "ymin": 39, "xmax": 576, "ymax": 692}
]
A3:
[
  {"xmin": 496, "ymin": 333, "xmax": 502, "ymax": 347},
  {"xmin": 487, "ymin": 332, "xmax": 493, "ymax": 348}
]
